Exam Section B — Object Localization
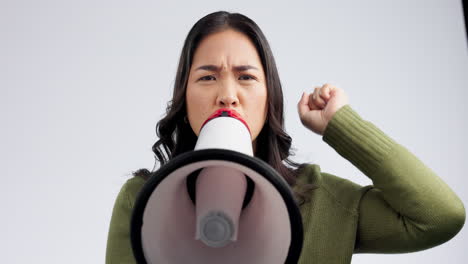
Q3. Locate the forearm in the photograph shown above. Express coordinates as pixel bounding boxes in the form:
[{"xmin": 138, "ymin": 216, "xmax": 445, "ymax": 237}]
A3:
[{"xmin": 323, "ymin": 105, "xmax": 465, "ymax": 251}]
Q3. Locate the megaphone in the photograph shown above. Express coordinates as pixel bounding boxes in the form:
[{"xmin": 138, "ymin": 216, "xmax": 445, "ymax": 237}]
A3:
[{"xmin": 131, "ymin": 108, "xmax": 304, "ymax": 264}]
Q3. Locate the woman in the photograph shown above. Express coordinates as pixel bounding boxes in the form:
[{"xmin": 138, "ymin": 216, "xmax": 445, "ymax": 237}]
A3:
[{"xmin": 106, "ymin": 11, "xmax": 465, "ymax": 264}]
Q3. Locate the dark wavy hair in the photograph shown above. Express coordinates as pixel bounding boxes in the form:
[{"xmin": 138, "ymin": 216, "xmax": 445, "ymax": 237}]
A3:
[{"xmin": 132, "ymin": 11, "xmax": 315, "ymax": 206}]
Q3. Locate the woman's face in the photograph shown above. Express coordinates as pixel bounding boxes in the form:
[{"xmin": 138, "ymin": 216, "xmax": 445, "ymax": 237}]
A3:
[{"xmin": 186, "ymin": 29, "xmax": 268, "ymax": 147}]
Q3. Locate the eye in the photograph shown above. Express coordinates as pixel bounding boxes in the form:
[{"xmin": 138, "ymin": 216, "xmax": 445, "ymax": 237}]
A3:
[
  {"xmin": 199, "ymin": 75, "xmax": 216, "ymax": 81},
  {"xmin": 239, "ymin": 75, "xmax": 257, "ymax": 81}
]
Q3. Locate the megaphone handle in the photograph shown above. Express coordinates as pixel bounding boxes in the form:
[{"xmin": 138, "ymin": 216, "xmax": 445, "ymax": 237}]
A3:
[
  {"xmin": 187, "ymin": 169, "xmax": 255, "ymax": 210},
  {"xmin": 194, "ymin": 166, "xmax": 247, "ymax": 247}
]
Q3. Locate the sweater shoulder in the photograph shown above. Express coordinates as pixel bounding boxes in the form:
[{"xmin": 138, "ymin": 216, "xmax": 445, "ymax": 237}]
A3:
[
  {"xmin": 119, "ymin": 175, "xmax": 147, "ymax": 208},
  {"xmin": 296, "ymin": 164, "xmax": 371, "ymax": 214}
]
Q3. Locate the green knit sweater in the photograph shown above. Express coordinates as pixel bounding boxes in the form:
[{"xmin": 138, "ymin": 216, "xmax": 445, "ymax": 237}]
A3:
[{"xmin": 105, "ymin": 105, "xmax": 465, "ymax": 264}]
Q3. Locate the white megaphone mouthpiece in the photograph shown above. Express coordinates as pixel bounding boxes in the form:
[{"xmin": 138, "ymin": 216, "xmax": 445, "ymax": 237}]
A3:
[
  {"xmin": 130, "ymin": 108, "xmax": 303, "ymax": 264},
  {"xmin": 194, "ymin": 108, "xmax": 253, "ymax": 155}
]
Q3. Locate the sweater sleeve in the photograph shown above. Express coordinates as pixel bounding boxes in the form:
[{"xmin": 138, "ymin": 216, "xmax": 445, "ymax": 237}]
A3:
[
  {"xmin": 105, "ymin": 176, "xmax": 146, "ymax": 264},
  {"xmin": 322, "ymin": 104, "xmax": 465, "ymax": 253}
]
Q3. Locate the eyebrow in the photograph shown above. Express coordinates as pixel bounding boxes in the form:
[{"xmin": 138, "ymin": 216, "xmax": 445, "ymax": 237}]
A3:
[{"xmin": 194, "ymin": 64, "xmax": 259, "ymax": 72}]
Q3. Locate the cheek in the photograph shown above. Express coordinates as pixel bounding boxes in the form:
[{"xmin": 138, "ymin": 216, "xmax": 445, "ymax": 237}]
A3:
[
  {"xmin": 245, "ymin": 88, "xmax": 268, "ymax": 139},
  {"xmin": 186, "ymin": 88, "xmax": 211, "ymax": 135}
]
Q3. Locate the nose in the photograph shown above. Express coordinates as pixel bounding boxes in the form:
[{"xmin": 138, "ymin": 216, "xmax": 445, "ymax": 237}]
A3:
[
  {"xmin": 216, "ymin": 82, "xmax": 239, "ymax": 107},
  {"xmin": 217, "ymin": 95, "xmax": 239, "ymax": 107}
]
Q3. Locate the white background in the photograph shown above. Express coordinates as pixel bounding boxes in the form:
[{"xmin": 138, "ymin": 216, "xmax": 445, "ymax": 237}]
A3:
[{"xmin": 1, "ymin": 0, "xmax": 467, "ymax": 263}]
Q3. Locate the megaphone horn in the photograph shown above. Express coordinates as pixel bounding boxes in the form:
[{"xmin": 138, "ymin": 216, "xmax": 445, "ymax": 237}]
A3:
[{"xmin": 131, "ymin": 108, "xmax": 303, "ymax": 264}]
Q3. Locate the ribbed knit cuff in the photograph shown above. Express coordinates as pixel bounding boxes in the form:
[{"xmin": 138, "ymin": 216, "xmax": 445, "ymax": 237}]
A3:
[{"xmin": 322, "ymin": 104, "xmax": 396, "ymax": 176}]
